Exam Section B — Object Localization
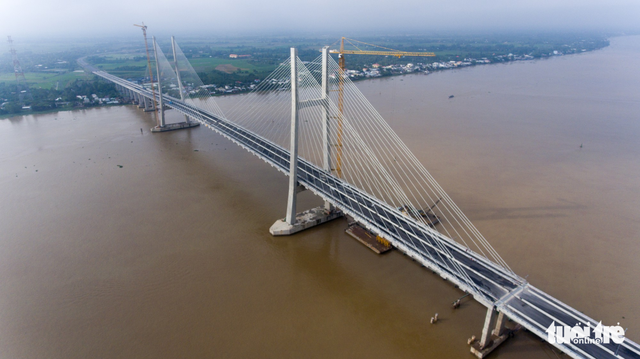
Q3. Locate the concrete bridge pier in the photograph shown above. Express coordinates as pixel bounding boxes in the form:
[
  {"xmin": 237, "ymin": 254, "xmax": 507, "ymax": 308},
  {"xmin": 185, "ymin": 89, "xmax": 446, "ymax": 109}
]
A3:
[
  {"xmin": 142, "ymin": 96, "xmax": 155, "ymax": 112},
  {"xmin": 136, "ymin": 93, "xmax": 144, "ymax": 108},
  {"xmin": 470, "ymin": 308, "xmax": 510, "ymax": 358},
  {"xmin": 117, "ymin": 85, "xmax": 128, "ymax": 101},
  {"xmin": 270, "ymin": 47, "xmax": 342, "ymax": 236}
]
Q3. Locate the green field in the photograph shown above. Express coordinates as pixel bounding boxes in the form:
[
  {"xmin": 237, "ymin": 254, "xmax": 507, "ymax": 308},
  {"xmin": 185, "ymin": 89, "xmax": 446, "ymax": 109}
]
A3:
[
  {"xmin": 0, "ymin": 71, "xmax": 91, "ymax": 89},
  {"xmin": 89, "ymin": 55, "xmax": 276, "ymax": 78},
  {"xmin": 187, "ymin": 57, "xmax": 274, "ymax": 72},
  {"xmin": 0, "ymin": 55, "xmax": 276, "ymax": 89},
  {"xmin": 101, "ymin": 53, "xmax": 145, "ymax": 60}
]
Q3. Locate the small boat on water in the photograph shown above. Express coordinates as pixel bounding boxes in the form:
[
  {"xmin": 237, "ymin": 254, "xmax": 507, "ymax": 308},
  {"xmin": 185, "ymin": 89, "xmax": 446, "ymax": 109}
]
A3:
[{"xmin": 398, "ymin": 203, "xmax": 441, "ymax": 227}]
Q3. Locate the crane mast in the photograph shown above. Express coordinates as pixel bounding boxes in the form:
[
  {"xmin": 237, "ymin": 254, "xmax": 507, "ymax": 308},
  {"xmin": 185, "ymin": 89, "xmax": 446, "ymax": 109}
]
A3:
[
  {"xmin": 330, "ymin": 37, "xmax": 436, "ymax": 179},
  {"xmin": 134, "ymin": 23, "xmax": 160, "ymax": 126}
]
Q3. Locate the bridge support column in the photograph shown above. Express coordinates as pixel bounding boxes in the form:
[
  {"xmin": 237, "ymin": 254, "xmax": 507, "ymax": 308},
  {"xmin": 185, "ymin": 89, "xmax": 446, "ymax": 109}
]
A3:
[
  {"xmin": 470, "ymin": 308, "xmax": 512, "ymax": 358},
  {"xmin": 136, "ymin": 93, "xmax": 144, "ymax": 108},
  {"xmin": 321, "ymin": 46, "xmax": 333, "ymax": 212},
  {"xmin": 285, "ymin": 47, "xmax": 300, "ymax": 226},
  {"xmin": 151, "ymin": 36, "xmax": 165, "ymax": 130},
  {"xmin": 143, "ymin": 96, "xmax": 154, "ymax": 112},
  {"xmin": 492, "ymin": 311, "xmax": 507, "ymax": 337},
  {"xmin": 270, "ymin": 47, "xmax": 341, "ymax": 236},
  {"xmin": 479, "ymin": 307, "xmax": 497, "ymax": 349}
]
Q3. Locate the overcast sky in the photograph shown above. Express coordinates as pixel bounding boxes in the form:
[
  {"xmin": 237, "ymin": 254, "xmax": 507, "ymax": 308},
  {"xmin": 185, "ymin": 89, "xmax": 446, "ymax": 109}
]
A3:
[{"xmin": 1, "ymin": 0, "xmax": 639, "ymax": 40}]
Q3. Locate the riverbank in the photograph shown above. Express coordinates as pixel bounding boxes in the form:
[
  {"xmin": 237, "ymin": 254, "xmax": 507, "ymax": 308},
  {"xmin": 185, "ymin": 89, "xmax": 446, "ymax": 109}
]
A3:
[
  {"xmin": 0, "ymin": 103, "xmax": 127, "ymax": 120},
  {"xmin": 1, "ymin": 36, "xmax": 612, "ymax": 119},
  {"xmin": 346, "ymin": 40, "xmax": 610, "ymax": 81}
]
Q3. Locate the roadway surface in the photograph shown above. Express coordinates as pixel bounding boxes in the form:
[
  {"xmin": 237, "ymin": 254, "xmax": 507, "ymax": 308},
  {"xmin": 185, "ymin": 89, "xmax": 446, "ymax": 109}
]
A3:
[{"xmin": 93, "ymin": 69, "xmax": 640, "ymax": 359}]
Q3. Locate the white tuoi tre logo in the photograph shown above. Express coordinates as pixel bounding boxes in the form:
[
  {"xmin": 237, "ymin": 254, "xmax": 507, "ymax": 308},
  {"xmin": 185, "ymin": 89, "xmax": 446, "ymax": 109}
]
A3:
[{"xmin": 546, "ymin": 321, "xmax": 626, "ymax": 345}]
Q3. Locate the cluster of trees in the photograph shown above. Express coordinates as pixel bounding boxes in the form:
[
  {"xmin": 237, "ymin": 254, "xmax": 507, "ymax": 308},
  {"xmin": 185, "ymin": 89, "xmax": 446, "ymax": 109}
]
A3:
[
  {"xmin": 197, "ymin": 69, "xmax": 272, "ymax": 88},
  {"xmin": 0, "ymin": 78, "xmax": 119, "ymax": 115}
]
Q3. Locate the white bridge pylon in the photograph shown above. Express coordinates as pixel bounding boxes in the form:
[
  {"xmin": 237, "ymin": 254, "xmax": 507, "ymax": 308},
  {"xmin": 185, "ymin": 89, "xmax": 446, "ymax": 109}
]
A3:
[
  {"xmin": 226, "ymin": 47, "xmax": 519, "ymax": 318},
  {"xmin": 143, "ymin": 36, "xmax": 225, "ymax": 132},
  {"xmin": 223, "ymin": 47, "xmax": 513, "ymax": 278},
  {"xmin": 269, "ymin": 47, "xmax": 343, "ymax": 234}
]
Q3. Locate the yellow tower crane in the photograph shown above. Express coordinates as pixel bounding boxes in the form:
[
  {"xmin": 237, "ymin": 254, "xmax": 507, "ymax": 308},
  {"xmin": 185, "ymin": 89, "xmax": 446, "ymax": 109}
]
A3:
[{"xmin": 328, "ymin": 37, "xmax": 436, "ymax": 178}]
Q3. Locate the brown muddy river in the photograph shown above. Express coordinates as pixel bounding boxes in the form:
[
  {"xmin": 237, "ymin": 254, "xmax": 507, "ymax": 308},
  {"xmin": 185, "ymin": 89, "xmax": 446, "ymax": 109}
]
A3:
[{"xmin": 1, "ymin": 36, "xmax": 639, "ymax": 358}]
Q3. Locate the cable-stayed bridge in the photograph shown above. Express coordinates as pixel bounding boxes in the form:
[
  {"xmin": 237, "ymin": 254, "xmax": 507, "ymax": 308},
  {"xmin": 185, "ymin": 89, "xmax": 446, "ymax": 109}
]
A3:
[{"xmin": 84, "ymin": 37, "xmax": 639, "ymax": 359}]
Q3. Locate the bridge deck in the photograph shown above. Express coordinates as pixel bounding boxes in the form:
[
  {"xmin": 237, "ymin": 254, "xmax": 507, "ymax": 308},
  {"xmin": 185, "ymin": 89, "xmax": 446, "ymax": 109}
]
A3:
[{"xmin": 95, "ymin": 71, "xmax": 640, "ymax": 359}]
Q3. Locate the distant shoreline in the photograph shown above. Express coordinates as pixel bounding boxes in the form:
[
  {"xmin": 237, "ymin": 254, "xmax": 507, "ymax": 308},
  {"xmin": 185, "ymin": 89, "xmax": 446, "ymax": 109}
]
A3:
[
  {"xmin": 346, "ymin": 41, "xmax": 610, "ymax": 83},
  {"xmin": 0, "ymin": 104, "xmax": 125, "ymax": 120},
  {"xmin": 1, "ymin": 40, "xmax": 610, "ymax": 120}
]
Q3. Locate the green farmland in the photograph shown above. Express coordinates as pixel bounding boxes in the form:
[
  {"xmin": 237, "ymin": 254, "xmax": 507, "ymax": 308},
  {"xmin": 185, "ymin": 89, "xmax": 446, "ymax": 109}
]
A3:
[{"xmin": 0, "ymin": 71, "xmax": 91, "ymax": 89}]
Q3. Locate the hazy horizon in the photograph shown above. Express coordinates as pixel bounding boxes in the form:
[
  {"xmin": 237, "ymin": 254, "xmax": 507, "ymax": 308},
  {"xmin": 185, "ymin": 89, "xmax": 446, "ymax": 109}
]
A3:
[{"xmin": 2, "ymin": 0, "xmax": 639, "ymax": 41}]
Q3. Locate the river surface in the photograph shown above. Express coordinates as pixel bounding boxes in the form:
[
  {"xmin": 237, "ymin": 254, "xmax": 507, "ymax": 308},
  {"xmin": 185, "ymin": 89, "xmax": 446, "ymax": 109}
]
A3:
[{"xmin": 1, "ymin": 36, "xmax": 639, "ymax": 359}]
